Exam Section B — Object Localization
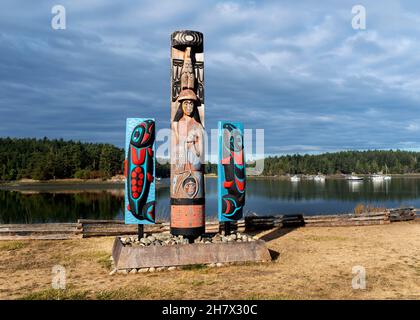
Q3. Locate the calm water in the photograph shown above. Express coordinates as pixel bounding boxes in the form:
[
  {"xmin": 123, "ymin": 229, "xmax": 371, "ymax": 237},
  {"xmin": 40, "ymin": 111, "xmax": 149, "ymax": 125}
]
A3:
[{"xmin": 1, "ymin": 177, "xmax": 420, "ymax": 223}]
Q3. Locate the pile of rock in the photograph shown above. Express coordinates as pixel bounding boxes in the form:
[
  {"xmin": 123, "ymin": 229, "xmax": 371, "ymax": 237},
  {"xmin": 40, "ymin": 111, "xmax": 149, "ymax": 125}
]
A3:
[
  {"xmin": 120, "ymin": 232, "xmax": 258, "ymax": 247},
  {"xmin": 109, "ymin": 259, "xmax": 232, "ymax": 275},
  {"xmin": 207, "ymin": 232, "xmax": 257, "ymax": 244},
  {"xmin": 120, "ymin": 233, "xmax": 189, "ymax": 246},
  {"xmin": 109, "ymin": 263, "xmax": 180, "ymax": 275}
]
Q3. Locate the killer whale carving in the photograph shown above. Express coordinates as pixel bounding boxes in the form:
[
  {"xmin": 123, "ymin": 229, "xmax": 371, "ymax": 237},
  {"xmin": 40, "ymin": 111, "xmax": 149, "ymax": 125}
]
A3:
[
  {"xmin": 124, "ymin": 118, "xmax": 156, "ymax": 224},
  {"xmin": 218, "ymin": 121, "xmax": 246, "ymax": 222}
]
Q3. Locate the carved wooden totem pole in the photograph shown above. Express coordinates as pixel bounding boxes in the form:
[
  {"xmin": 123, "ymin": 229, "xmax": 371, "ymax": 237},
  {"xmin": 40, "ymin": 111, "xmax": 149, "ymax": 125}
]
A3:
[{"xmin": 170, "ymin": 30, "xmax": 205, "ymax": 238}]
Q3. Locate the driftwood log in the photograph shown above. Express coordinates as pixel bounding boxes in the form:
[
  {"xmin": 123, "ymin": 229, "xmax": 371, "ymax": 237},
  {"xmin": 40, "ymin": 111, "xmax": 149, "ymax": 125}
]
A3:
[
  {"xmin": 303, "ymin": 211, "xmax": 390, "ymax": 227},
  {"xmin": 0, "ymin": 223, "xmax": 82, "ymax": 240},
  {"xmin": 389, "ymin": 207, "xmax": 416, "ymax": 222}
]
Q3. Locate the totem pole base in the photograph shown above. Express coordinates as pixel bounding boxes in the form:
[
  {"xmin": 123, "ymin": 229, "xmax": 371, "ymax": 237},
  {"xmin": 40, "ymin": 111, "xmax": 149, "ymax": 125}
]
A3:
[
  {"xmin": 170, "ymin": 226, "xmax": 205, "ymax": 238},
  {"xmin": 111, "ymin": 236, "xmax": 271, "ymax": 270}
]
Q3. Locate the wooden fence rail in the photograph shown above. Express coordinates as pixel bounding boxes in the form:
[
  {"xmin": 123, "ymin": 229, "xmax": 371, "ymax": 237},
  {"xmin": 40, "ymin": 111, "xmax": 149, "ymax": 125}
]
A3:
[
  {"xmin": 0, "ymin": 208, "xmax": 416, "ymax": 240},
  {"xmin": 0, "ymin": 223, "xmax": 82, "ymax": 240}
]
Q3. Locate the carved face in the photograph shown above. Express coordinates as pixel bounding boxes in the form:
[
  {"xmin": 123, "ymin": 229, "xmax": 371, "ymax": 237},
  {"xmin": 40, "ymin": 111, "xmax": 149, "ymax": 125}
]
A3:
[
  {"xmin": 183, "ymin": 178, "xmax": 197, "ymax": 197},
  {"xmin": 185, "ymin": 182, "xmax": 196, "ymax": 196},
  {"xmin": 181, "ymin": 100, "xmax": 194, "ymax": 116}
]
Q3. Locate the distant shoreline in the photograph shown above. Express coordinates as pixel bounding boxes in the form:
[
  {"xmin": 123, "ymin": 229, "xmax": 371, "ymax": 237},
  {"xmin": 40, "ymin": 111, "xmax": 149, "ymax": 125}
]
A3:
[
  {"xmin": 0, "ymin": 177, "xmax": 166, "ymax": 191},
  {"xmin": 247, "ymin": 173, "xmax": 420, "ymax": 180},
  {"xmin": 2, "ymin": 173, "xmax": 420, "ymax": 187},
  {"xmin": 0, "ymin": 178, "xmax": 124, "ymax": 186}
]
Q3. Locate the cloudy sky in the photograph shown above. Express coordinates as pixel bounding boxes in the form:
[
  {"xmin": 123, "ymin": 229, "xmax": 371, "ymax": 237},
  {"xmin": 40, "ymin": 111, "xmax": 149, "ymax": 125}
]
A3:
[{"xmin": 1, "ymin": 0, "xmax": 420, "ymax": 155}]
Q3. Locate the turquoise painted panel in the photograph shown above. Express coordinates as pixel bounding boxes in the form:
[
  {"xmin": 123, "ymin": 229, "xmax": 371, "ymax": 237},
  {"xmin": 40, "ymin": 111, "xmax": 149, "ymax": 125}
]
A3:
[
  {"xmin": 124, "ymin": 118, "xmax": 156, "ymax": 224},
  {"xmin": 217, "ymin": 121, "xmax": 246, "ymax": 222}
]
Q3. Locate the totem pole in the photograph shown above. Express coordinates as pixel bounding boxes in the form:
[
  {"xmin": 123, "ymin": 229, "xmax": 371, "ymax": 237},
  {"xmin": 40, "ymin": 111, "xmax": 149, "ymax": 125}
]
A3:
[
  {"xmin": 124, "ymin": 118, "xmax": 156, "ymax": 237},
  {"xmin": 218, "ymin": 121, "xmax": 246, "ymax": 235},
  {"xmin": 170, "ymin": 31, "xmax": 205, "ymax": 239}
]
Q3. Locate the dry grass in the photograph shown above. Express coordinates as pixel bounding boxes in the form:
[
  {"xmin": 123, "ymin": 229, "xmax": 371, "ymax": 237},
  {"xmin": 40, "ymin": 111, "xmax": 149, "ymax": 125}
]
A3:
[
  {"xmin": 0, "ymin": 221, "xmax": 419, "ymax": 300},
  {"xmin": 0, "ymin": 241, "xmax": 26, "ymax": 251}
]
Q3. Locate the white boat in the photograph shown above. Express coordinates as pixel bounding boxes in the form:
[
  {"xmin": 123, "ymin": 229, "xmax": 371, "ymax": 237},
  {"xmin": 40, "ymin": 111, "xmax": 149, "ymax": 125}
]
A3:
[
  {"xmin": 371, "ymin": 174, "xmax": 391, "ymax": 181},
  {"xmin": 383, "ymin": 165, "xmax": 391, "ymax": 180},
  {"xmin": 290, "ymin": 175, "xmax": 300, "ymax": 182},
  {"xmin": 371, "ymin": 167, "xmax": 391, "ymax": 181},
  {"xmin": 371, "ymin": 174, "xmax": 385, "ymax": 181},
  {"xmin": 314, "ymin": 174, "xmax": 326, "ymax": 182},
  {"xmin": 346, "ymin": 174, "xmax": 363, "ymax": 181}
]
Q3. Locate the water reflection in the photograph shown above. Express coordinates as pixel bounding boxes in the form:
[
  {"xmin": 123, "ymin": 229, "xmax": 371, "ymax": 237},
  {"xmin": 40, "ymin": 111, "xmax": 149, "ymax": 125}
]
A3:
[
  {"xmin": 1, "ymin": 177, "xmax": 420, "ymax": 223},
  {"xmin": 0, "ymin": 190, "xmax": 123, "ymax": 224},
  {"xmin": 348, "ymin": 180, "xmax": 363, "ymax": 192}
]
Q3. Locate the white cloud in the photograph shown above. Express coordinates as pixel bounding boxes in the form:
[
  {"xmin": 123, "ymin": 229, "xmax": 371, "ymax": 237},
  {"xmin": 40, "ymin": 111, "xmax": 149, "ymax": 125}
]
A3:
[{"xmin": 407, "ymin": 123, "xmax": 420, "ymax": 132}]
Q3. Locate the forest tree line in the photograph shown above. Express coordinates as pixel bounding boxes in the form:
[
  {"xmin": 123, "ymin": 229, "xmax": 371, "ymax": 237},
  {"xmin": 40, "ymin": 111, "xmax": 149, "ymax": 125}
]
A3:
[
  {"xmin": 1, "ymin": 138, "xmax": 420, "ymax": 181},
  {"xmin": 263, "ymin": 150, "xmax": 420, "ymax": 175},
  {"xmin": 0, "ymin": 137, "xmax": 124, "ymax": 181},
  {"xmin": 0, "ymin": 137, "xmax": 216, "ymax": 181}
]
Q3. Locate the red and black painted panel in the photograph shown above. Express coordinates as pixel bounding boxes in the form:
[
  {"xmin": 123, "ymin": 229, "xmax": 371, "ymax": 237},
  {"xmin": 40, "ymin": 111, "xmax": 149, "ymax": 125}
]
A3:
[
  {"xmin": 124, "ymin": 118, "xmax": 156, "ymax": 224},
  {"xmin": 218, "ymin": 121, "xmax": 246, "ymax": 222}
]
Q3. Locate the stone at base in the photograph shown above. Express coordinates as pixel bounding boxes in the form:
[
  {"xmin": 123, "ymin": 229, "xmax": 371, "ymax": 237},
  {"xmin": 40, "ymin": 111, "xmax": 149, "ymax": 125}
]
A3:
[
  {"xmin": 112, "ymin": 236, "xmax": 271, "ymax": 270},
  {"xmin": 117, "ymin": 269, "xmax": 128, "ymax": 275},
  {"xmin": 109, "ymin": 268, "xmax": 117, "ymax": 276}
]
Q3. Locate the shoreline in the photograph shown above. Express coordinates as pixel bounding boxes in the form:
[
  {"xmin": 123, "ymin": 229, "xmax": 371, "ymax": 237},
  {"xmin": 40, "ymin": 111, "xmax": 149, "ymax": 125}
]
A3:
[
  {"xmin": 3, "ymin": 172, "xmax": 420, "ymax": 186},
  {"xmin": 0, "ymin": 177, "xmax": 167, "ymax": 191},
  {"xmin": 248, "ymin": 173, "xmax": 420, "ymax": 180},
  {"xmin": 2, "ymin": 174, "xmax": 420, "ymax": 191}
]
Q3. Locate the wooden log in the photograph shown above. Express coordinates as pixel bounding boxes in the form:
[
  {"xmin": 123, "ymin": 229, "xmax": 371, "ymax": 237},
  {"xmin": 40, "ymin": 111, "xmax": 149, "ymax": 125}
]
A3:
[
  {"xmin": 304, "ymin": 216, "xmax": 388, "ymax": 224},
  {"xmin": 0, "ymin": 227, "xmax": 82, "ymax": 233},
  {"xmin": 389, "ymin": 207, "xmax": 416, "ymax": 222},
  {"xmin": 390, "ymin": 216, "xmax": 416, "ymax": 222},
  {"xmin": 245, "ymin": 217, "xmax": 282, "ymax": 230},
  {"xmin": 0, "ymin": 223, "xmax": 81, "ymax": 230},
  {"xmin": 0, "ymin": 233, "xmax": 83, "ymax": 240},
  {"xmin": 305, "ymin": 220, "xmax": 390, "ymax": 227},
  {"xmin": 304, "ymin": 212, "xmax": 388, "ymax": 220},
  {"xmin": 0, "ymin": 223, "xmax": 82, "ymax": 238},
  {"xmin": 389, "ymin": 212, "xmax": 415, "ymax": 216},
  {"xmin": 245, "ymin": 215, "xmax": 304, "ymax": 230},
  {"xmin": 77, "ymin": 219, "xmax": 125, "ymax": 224},
  {"xmin": 305, "ymin": 219, "xmax": 388, "ymax": 225}
]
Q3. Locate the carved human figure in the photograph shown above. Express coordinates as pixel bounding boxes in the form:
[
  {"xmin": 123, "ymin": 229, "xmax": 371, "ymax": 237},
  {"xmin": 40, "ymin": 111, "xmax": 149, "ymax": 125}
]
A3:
[
  {"xmin": 172, "ymin": 89, "xmax": 204, "ymax": 199},
  {"xmin": 180, "ymin": 47, "xmax": 195, "ymax": 90}
]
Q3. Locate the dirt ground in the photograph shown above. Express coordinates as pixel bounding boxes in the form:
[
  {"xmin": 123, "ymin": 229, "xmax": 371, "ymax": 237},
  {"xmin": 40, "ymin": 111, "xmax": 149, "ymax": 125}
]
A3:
[{"xmin": 0, "ymin": 221, "xmax": 419, "ymax": 300}]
